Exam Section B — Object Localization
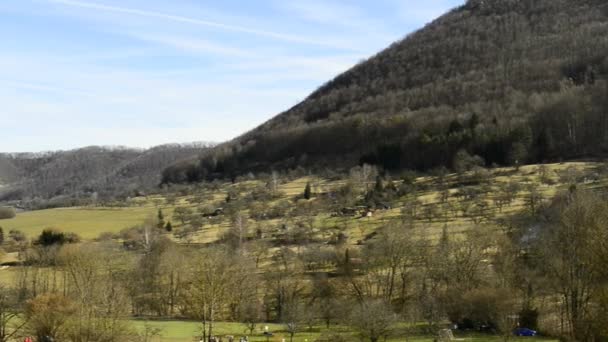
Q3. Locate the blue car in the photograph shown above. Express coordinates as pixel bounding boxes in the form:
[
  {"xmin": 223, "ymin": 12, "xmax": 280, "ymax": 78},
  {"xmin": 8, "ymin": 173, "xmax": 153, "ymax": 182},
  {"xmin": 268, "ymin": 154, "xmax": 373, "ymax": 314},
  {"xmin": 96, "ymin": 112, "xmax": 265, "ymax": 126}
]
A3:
[{"xmin": 514, "ymin": 328, "xmax": 537, "ymax": 337}]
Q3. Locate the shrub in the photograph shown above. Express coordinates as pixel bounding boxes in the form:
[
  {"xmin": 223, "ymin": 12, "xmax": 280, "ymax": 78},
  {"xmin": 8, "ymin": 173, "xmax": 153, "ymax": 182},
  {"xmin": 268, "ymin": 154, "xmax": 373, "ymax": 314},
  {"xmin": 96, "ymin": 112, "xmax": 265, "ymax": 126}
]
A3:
[
  {"xmin": 444, "ymin": 287, "xmax": 517, "ymax": 334},
  {"xmin": 9, "ymin": 230, "xmax": 26, "ymax": 243},
  {"xmin": 35, "ymin": 229, "xmax": 80, "ymax": 247},
  {"xmin": 519, "ymin": 308, "xmax": 539, "ymax": 330},
  {"xmin": 0, "ymin": 207, "xmax": 16, "ymax": 220}
]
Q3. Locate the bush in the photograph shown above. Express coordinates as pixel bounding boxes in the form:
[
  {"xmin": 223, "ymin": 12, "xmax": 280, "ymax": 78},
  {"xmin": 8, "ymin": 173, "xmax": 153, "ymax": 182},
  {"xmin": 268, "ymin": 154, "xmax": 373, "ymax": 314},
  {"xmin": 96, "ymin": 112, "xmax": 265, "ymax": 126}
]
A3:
[
  {"xmin": 444, "ymin": 287, "xmax": 517, "ymax": 334},
  {"xmin": 519, "ymin": 308, "xmax": 539, "ymax": 330},
  {"xmin": 0, "ymin": 207, "xmax": 16, "ymax": 220},
  {"xmin": 267, "ymin": 200, "xmax": 292, "ymax": 219},
  {"xmin": 35, "ymin": 229, "xmax": 80, "ymax": 246},
  {"xmin": 9, "ymin": 230, "xmax": 26, "ymax": 243},
  {"xmin": 453, "ymin": 150, "xmax": 485, "ymax": 173}
]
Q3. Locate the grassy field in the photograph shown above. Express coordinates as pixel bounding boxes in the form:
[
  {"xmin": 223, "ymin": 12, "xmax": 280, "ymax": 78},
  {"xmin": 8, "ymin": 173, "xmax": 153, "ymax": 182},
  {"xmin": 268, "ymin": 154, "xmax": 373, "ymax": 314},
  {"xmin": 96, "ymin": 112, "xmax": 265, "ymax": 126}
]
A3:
[
  {"xmin": 0, "ymin": 206, "xmax": 160, "ymax": 239},
  {"xmin": 129, "ymin": 320, "xmax": 558, "ymax": 342},
  {"xmin": 0, "ymin": 266, "xmax": 16, "ymax": 285}
]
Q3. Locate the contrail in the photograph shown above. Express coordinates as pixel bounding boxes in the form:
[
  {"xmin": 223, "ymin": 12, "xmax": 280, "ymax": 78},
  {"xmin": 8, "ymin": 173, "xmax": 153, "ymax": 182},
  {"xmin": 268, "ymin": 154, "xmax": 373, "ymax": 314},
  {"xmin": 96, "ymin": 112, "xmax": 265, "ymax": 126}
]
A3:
[{"xmin": 46, "ymin": 0, "xmax": 349, "ymax": 48}]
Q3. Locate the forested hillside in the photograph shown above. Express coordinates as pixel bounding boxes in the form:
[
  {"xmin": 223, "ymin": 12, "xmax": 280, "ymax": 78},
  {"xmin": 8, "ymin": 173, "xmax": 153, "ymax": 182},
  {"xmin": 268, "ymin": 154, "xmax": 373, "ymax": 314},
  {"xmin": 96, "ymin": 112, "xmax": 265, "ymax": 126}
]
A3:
[
  {"xmin": 163, "ymin": 0, "xmax": 608, "ymax": 183},
  {"xmin": 0, "ymin": 144, "xmax": 210, "ymax": 207},
  {"xmin": 0, "ymin": 155, "xmax": 20, "ymax": 184}
]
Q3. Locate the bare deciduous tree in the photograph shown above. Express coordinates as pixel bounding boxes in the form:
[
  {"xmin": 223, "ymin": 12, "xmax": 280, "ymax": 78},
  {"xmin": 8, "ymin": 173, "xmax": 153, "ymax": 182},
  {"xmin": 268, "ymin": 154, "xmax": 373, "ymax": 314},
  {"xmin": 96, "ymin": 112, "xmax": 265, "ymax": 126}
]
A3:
[
  {"xmin": 347, "ymin": 300, "xmax": 396, "ymax": 342},
  {"xmin": 185, "ymin": 247, "xmax": 238, "ymax": 342},
  {"xmin": 0, "ymin": 285, "xmax": 26, "ymax": 342},
  {"xmin": 539, "ymin": 190, "xmax": 608, "ymax": 340}
]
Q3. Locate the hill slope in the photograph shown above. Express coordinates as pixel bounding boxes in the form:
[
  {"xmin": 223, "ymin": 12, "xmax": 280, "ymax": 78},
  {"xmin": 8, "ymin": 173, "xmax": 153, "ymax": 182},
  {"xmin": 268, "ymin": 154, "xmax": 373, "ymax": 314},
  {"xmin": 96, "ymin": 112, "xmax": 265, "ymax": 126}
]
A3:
[
  {"xmin": 0, "ymin": 155, "xmax": 20, "ymax": 184},
  {"xmin": 163, "ymin": 0, "xmax": 608, "ymax": 183},
  {"xmin": 0, "ymin": 144, "xmax": 209, "ymax": 206}
]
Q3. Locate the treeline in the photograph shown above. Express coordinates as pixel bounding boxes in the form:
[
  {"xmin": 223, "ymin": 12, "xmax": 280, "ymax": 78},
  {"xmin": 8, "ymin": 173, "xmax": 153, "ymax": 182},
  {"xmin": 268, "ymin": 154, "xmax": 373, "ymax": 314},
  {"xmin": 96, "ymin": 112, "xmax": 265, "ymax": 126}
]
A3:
[
  {"xmin": 162, "ymin": 0, "xmax": 608, "ymax": 183},
  {"xmin": 163, "ymin": 82, "xmax": 608, "ymax": 182},
  {"xmin": 0, "ymin": 144, "xmax": 210, "ymax": 208}
]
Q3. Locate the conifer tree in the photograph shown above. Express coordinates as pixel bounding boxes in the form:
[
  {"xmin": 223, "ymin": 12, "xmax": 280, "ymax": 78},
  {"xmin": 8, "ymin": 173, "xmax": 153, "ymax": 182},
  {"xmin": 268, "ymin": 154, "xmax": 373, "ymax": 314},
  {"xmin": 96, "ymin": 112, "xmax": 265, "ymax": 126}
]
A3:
[
  {"xmin": 157, "ymin": 209, "xmax": 165, "ymax": 229},
  {"xmin": 304, "ymin": 182, "xmax": 312, "ymax": 200},
  {"xmin": 374, "ymin": 176, "xmax": 384, "ymax": 193}
]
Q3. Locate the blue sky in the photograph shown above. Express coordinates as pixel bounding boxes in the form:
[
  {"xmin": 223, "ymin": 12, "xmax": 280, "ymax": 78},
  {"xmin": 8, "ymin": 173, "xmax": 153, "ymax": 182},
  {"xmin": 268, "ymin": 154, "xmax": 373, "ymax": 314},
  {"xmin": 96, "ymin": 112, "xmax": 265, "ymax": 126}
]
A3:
[{"xmin": 0, "ymin": 0, "xmax": 464, "ymax": 152}]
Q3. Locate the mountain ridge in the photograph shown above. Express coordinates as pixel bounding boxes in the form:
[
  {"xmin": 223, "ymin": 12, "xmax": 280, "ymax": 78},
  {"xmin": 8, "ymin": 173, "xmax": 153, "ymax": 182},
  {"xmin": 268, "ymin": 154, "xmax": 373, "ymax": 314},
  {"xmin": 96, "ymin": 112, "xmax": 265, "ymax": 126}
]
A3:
[
  {"xmin": 0, "ymin": 143, "xmax": 212, "ymax": 207},
  {"xmin": 162, "ymin": 0, "xmax": 608, "ymax": 183},
  {"xmin": 6, "ymin": 0, "xmax": 608, "ymax": 199}
]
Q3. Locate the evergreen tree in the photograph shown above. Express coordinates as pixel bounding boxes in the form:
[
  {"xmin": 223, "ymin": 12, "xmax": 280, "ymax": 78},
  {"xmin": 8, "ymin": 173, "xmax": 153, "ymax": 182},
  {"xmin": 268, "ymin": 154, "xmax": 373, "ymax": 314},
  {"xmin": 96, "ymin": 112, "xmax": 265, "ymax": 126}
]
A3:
[
  {"xmin": 374, "ymin": 176, "xmax": 384, "ymax": 193},
  {"xmin": 468, "ymin": 113, "xmax": 480, "ymax": 131},
  {"xmin": 165, "ymin": 221, "xmax": 173, "ymax": 232},
  {"xmin": 0, "ymin": 227, "xmax": 3, "ymax": 245},
  {"xmin": 157, "ymin": 209, "xmax": 165, "ymax": 229},
  {"xmin": 343, "ymin": 248, "xmax": 353, "ymax": 276},
  {"xmin": 304, "ymin": 182, "xmax": 312, "ymax": 200},
  {"xmin": 438, "ymin": 224, "xmax": 450, "ymax": 257},
  {"xmin": 508, "ymin": 143, "xmax": 529, "ymax": 170}
]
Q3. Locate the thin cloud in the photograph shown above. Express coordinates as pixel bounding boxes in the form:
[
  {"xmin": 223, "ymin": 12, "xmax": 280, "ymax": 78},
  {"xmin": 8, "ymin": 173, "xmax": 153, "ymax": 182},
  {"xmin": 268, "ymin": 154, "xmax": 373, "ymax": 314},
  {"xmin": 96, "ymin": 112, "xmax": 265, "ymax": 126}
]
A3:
[
  {"xmin": 45, "ymin": 0, "xmax": 356, "ymax": 49},
  {"xmin": 127, "ymin": 33, "xmax": 253, "ymax": 58},
  {"xmin": 281, "ymin": 1, "xmax": 362, "ymax": 26},
  {"xmin": 275, "ymin": 0, "xmax": 412, "ymax": 56},
  {"xmin": 280, "ymin": 1, "xmax": 375, "ymax": 30},
  {"xmin": 0, "ymin": 79, "xmax": 104, "ymax": 98}
]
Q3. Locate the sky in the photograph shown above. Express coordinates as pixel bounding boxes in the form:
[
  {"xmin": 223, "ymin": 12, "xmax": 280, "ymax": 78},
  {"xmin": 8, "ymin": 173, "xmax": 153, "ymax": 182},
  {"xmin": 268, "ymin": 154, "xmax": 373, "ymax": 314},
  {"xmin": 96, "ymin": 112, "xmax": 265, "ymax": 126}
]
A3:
[{"xmin": 0, "ymin": 0, "xmax": 464, "ymax": 152}]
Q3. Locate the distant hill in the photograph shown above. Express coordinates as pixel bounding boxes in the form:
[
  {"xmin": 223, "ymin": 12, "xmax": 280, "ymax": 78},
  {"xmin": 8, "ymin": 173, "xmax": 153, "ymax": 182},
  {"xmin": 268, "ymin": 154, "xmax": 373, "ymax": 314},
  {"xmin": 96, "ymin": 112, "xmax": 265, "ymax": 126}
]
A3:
[
  {"xmin": 0, "ymin": 155, "xmax": 20, "ymax": 184},
  {"xmin": 0, "ymin": 143, "xmax": 210, "ymax": 206},
  {"xmin": 163, "ymin": 0, "xmax": 608, "ymax": 183}
]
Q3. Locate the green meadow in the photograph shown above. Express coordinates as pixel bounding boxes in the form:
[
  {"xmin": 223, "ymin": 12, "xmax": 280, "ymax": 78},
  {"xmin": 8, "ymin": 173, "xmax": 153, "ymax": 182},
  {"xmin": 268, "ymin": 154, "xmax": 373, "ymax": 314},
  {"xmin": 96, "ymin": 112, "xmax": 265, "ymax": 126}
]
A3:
[
  {"xmin": 0, "ymin": 206, "xmax": 158, "ymax": 239},
  {"xmin": 130, "ymin": 320, "xmax": 558, "ymax": 342}
]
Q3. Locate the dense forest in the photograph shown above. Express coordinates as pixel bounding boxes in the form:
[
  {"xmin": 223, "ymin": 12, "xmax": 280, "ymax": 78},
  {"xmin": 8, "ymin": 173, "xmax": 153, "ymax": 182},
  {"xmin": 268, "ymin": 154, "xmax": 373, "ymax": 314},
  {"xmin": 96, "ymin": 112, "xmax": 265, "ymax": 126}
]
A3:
[
  {"xmin": 162, "ymin": 0, "xmax": 608, "ymax": 183},
  {"xmin": 0, "ymin": 144, "xmax": 210, "ymax": 208}
]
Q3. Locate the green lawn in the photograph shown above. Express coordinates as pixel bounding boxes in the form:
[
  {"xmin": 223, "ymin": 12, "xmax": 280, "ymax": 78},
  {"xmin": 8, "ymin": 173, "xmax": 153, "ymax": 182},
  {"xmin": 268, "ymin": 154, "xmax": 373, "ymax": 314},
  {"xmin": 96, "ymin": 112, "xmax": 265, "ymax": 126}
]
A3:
[
  {"xmin": 129, "ymin": 320, "xmax": 558, "ymax": 342},
  {"xmin": 130, "ymin": 321, "xmax": 302, "ymax": 342},
  {"xmin": 0, "ymin": 206, "xmax": 158, "ymax": 239}
]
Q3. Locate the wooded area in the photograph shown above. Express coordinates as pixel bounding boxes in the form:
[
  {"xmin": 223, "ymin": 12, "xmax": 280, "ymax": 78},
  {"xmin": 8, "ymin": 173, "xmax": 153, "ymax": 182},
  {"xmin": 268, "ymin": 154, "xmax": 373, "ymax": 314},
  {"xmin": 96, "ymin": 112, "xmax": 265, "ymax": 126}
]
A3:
[
  {"xmin": 162, "ymin": 0, "xmax": 608, "ymax": 183},
  {"xmin": 0, "ymin": 144, "xmax": 210, "ymax": 208},
  {"xmin": 2, "ymin": 162, "xmax": 608, "ymax": 341}
]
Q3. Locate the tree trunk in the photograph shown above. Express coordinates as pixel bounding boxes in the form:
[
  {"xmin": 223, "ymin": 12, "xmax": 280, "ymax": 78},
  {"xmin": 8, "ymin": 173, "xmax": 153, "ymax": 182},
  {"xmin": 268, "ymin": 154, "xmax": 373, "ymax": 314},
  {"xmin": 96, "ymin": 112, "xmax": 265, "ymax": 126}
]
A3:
[
  {"xmin": 208, "ymin": 307, "xmax": 214, "ymax": 342},
  {"xmin": 202, "ymin": 319, "xmax": 207, "ymax": 342}
]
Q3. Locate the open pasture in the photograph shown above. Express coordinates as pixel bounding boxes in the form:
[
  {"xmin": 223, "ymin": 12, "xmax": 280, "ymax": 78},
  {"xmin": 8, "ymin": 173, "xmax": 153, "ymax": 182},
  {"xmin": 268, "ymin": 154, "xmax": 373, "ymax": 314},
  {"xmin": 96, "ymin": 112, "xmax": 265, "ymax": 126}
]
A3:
[
  {"xmin": 0, "ymin": 206, "xmax": 159, "ymax": 239},
  {"xmin": 130, "ymin": 320, "xmax": 558, "ymax": 342}
]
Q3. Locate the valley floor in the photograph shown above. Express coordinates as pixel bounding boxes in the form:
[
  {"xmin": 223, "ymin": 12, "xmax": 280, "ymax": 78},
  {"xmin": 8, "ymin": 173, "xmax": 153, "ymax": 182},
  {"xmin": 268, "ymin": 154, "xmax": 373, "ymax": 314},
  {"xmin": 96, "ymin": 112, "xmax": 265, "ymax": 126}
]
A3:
[
  {"xmin": 128, "ymin": 320, "xmax": 558, "ymax": 342},
  {"xmin": 1, "ymin": 161, "xmax": 605, "ymax": 342}
]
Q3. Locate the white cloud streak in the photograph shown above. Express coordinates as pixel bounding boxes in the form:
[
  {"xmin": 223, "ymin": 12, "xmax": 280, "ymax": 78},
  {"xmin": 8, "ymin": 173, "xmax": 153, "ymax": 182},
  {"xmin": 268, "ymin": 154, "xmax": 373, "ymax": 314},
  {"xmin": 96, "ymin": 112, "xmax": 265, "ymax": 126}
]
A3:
[
  {"xmin": 280, "ymin": 0, "xmax": 380, "ymax": 30},
  {"xmin": 45, "ymin": 0, "xmax": 356, "ymax": 49},
  {"xmin": 1, "ymin": 0, "xmax": 463, "ymax": 151},
  {"xmin": 126, "ymin": 33, "xmax": 253, "ymax": 57}
]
